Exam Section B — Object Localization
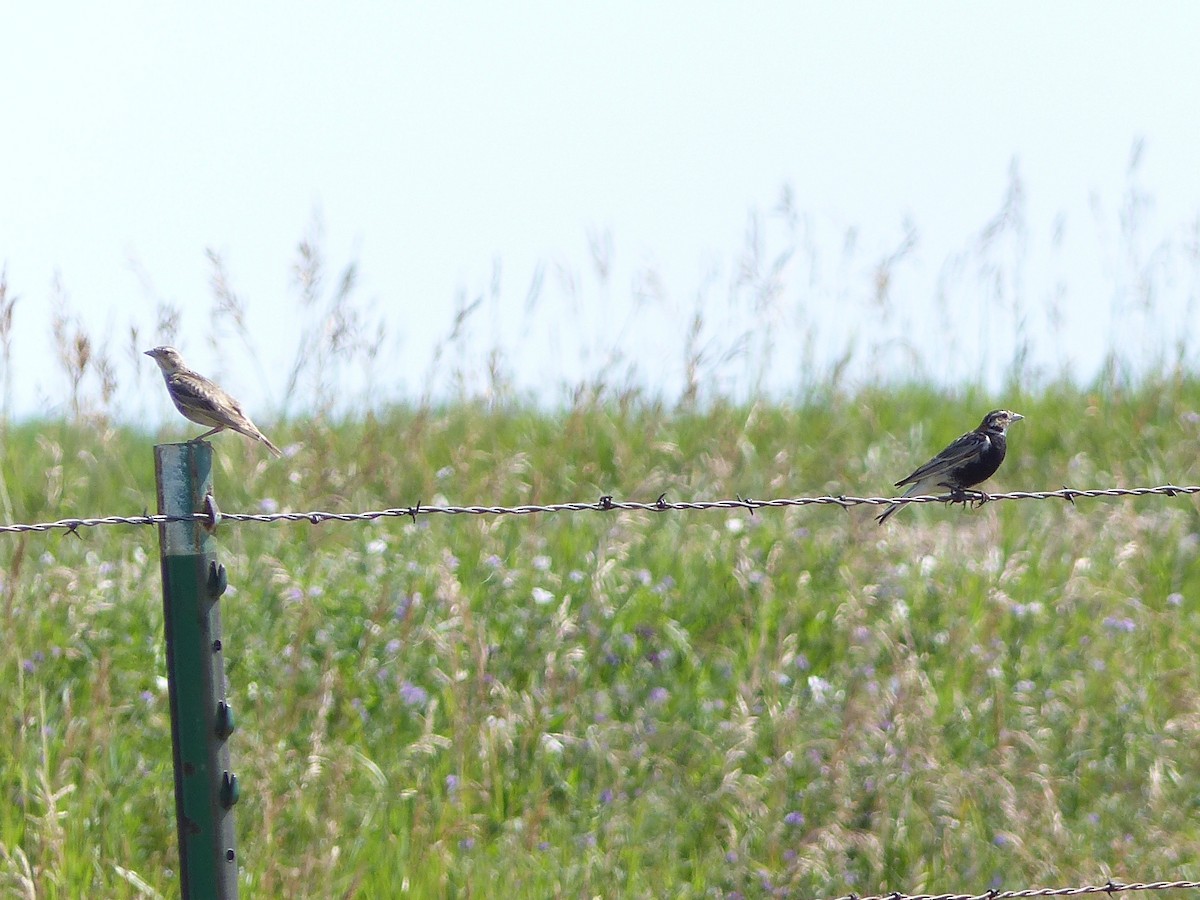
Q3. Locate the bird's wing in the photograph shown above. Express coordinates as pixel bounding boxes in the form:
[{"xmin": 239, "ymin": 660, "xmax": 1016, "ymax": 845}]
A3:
[
  {"xmin": 170, "ymin": 373, "xmax": 246, "ymax": 423},
  {"xmin": 894, "ymin": 430, "xmax": 989, "ymax": 487}
]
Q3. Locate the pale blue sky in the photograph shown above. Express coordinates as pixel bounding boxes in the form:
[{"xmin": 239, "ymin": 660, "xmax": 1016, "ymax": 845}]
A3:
[{"xmin": 4, "ymin": 4, "xmax": 1200, "ymax": 420}]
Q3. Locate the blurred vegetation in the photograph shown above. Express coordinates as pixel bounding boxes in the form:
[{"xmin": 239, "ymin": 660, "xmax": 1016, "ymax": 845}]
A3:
[{"xmin": 4, "ymin": 380, "xmax": 1200, "ymax": 897}]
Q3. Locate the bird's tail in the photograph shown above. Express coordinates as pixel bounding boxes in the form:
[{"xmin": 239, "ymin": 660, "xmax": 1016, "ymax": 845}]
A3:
[
  {"xmin": 236, "ymin": 421, "xmax": 283, "ymax": 457},
  {"xmin": 876, "ymin": 485, "xmax": 915, "ymax": 524},
  {"xmin": 259, "ymin": 434, "xmax": 283, "ymax": 457}
]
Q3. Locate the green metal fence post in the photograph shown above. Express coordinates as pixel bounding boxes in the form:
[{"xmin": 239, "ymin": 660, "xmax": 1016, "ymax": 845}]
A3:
[{"xmin": 154, "ymin": 441, "xmax": 239, "ymax": 899}]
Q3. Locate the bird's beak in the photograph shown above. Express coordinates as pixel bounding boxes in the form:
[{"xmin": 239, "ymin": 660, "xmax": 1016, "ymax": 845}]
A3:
[
  {"xmin": 1011, "ymin": 413, "xmax": 1024, "ymax": 421},
  {"xmin": 143, "ymin": 350, "xmax": 154, "ymax": 358}
]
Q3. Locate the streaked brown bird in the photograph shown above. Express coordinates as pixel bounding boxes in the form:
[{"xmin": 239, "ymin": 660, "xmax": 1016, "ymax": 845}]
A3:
[
  {"xmin": 145, "ymin": 346, "xmax": 282, "ymax": 457},
  {"xmin": 877, "ymin": 409, "xmax": 1023, "ymax": 524}
]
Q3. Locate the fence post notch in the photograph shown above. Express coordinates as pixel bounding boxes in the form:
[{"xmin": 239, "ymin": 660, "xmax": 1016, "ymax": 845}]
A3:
[{"xmin": 154, "ymin": 441, "xmax": 239, "ymax": 899}]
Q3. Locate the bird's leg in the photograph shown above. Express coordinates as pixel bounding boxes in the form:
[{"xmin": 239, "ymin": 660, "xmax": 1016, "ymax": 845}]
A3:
[
  {"xmin": 943, "ymin": 484, "xmax": 991, "ymax": 509},
  {"xmin": 942, "ymin": 484, "xmax": 968, "ymax": 507},
  {"xmin": 190, "ymin": 425, "xmax": 226, "ymax": 441},
  {"xmin": 942, "ymin": 484, "xmax": 988, "ymax": 509}
]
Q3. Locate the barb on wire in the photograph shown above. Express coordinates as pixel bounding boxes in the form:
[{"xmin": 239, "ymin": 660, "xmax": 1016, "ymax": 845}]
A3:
[
  {"xmin": 1, "ymin": 484, "xmax": 1199, "ymax": 536},
  {"xmin": 821, "ymin": 880, "xmax": 1200, "ymax": 900}
]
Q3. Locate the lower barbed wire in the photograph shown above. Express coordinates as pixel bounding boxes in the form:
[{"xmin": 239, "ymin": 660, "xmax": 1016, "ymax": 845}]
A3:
[{"xmin": 823, "ymin": 880, "xmax": 1200, "ymax": 900}]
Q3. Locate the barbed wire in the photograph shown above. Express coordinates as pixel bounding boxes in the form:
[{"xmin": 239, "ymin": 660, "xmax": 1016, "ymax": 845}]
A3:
[
  {"xmin": 838, "ymin": 882, "xmax": 1200, "ymax": 900},
  {"xmin": 1, "ymin": 484, "xmax": 1198, "ymax": 536},
  {"xmin": 823, "ymin": 881, "xmax": 1200, "ymax": 900}
]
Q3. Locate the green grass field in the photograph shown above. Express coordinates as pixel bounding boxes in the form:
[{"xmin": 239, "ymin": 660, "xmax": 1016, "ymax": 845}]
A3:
[{"xmin": 3, "ymin": 377, "xmax": 1200, "ymax": 898}]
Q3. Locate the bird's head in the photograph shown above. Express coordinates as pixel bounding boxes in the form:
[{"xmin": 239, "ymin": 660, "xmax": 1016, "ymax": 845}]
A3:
[
  {"xmin": 979, "ymin": 409, "xmax": 1024, "ymax": 433},
  {"xmin": 144, "ymin": 346, "xmax": 186, "ymax": 374}
]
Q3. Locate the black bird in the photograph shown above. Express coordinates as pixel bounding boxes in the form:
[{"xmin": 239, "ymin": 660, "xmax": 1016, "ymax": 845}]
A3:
[{"xmin": 877, "ymin": 409, "xmax": 1024, "ymax": 524}]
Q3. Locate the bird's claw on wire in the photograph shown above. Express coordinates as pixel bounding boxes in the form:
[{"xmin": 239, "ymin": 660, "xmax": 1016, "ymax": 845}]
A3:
[{"xmin": 947, "ymin": 487, "xmax": 990, "ymax": 509}]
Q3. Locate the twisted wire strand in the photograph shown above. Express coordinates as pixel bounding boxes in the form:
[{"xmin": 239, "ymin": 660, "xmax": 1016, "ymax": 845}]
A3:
[
  {"xmin": 825, "ymin": 880, "xmax": 1200, "ymax": 900},
  {"xmin": 1, "ymin": 484, "xmax": 1198, "ymax": 535}
]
